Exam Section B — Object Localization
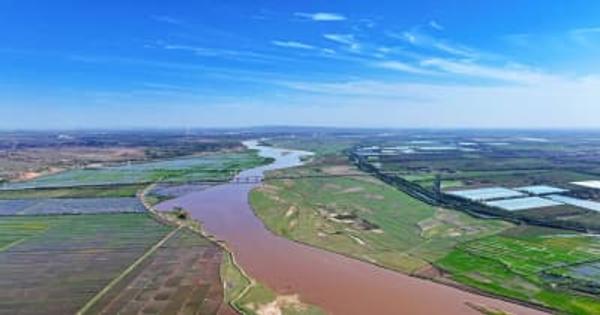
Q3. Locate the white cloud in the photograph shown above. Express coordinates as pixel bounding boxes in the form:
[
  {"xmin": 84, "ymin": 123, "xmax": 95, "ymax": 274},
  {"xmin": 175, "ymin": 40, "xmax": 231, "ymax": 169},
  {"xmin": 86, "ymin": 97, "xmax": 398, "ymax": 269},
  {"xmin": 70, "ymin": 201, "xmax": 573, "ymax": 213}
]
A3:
[
  {"xmin": 433, "ymin": 43, "xmax": 477, "ymax": 58},
  {"xmin": 294, "ymin": 12, "xmax": 346, "ymax": 21},
  {"xmin": 390, "ymin": 30, "xmax": 479, "ymax": 58},
  {"xmin": 402, "ymin": 32, "xmax": 417, "ymax": 44},
  {"xmin": 374, "ymin": 61, "xmax": 437, "ymax": 75},
  {"xmin": 277, "ymin": 75, "xmax": 600, "ymax": 128},
  {"xmin": 570, "ymin": 27, "xmax": 600, "ymax": 45},
  {"xmin": 271, "ymin": 40, "xmax": 315, "ymax": 50},
  {"xmin": 323, "ymin": 34, "xmax": 355, "ymax": 45},
  {"xmin": 323, "ymin": 33, "xmax": 361, "ymax": 51},
  {"xmin": 321, "ymin": 48, "xmax": 336, "ymax": 54},
  {"xmin": 158, "ymin": 43, "xmax": 291, "ymax": 63},
  {"xmin": 429, "ymin": 20, "xmax": 444, "ymax": 31},
  {"xmin": 420, "ymin": 58, "xmax": 553, "ymax": 84}
]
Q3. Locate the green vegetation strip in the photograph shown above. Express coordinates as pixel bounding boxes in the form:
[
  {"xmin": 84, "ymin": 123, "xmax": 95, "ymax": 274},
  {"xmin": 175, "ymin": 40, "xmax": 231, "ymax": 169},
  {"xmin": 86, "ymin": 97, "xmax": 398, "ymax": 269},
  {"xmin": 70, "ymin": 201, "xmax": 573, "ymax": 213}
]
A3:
[{"xmin": 77, "ymin": 226, "xmax": 182, "ymax": 315}]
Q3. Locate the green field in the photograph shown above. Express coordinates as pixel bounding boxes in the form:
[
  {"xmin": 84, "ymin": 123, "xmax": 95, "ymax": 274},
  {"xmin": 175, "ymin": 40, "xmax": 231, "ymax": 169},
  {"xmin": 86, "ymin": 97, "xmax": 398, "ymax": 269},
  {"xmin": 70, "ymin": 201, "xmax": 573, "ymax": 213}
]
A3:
[
  {"xmin": 251, "ymin": 162, "xmax": 511, "ymax": 273},
  {"xmin": 0, "ymin": 213, "xmax": 173, "ymax": 315},
  {"xmin": 436, "ymin": 226, "xmax": 600, "ymax": 315},
  {"xmin": 0, "ymin": 216, "xmax": 52, "ymax": 251}
]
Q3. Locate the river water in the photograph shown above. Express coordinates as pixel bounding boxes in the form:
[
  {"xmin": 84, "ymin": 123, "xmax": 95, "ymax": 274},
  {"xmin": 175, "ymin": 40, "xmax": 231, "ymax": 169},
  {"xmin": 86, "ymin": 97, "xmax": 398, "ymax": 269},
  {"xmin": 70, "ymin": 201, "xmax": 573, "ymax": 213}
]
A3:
[{"xmin": 157, "ymin": 141, "xmax": 548, "ymax": 315}]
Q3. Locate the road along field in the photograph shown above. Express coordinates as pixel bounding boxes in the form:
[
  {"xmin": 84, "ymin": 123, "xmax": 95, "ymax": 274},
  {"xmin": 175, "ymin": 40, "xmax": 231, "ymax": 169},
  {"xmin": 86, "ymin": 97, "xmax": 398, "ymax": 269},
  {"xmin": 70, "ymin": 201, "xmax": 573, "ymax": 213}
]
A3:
[{"xmin": 0, "ymin": 213, "xmax": 172, "ymax": 315}]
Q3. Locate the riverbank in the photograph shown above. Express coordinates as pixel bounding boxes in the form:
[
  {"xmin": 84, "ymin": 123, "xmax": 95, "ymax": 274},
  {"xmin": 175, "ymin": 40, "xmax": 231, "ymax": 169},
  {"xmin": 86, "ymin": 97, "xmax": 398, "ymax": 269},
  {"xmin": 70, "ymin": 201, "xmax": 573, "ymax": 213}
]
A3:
[
  {"xmin": 155, "ymin": 141, "xmax": 549, "ymax": 315},
  {"xmin": 141, "ymin": 172, "xmax": 325, "ymax": 315}
]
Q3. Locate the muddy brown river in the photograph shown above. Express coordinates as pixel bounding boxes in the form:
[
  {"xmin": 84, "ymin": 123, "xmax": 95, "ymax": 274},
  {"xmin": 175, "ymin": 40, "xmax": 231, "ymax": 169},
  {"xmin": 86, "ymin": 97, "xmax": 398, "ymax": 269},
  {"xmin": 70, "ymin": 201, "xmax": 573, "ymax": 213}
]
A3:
[{"xmin": 157, "ymin": 141, "xmax": 549, "ymax": 315}]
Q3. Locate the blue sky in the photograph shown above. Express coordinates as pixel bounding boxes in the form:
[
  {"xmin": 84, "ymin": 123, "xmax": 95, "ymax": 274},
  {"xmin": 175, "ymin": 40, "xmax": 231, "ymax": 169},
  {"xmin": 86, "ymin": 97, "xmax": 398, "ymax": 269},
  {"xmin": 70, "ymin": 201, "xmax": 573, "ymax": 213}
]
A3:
[{"xmin": 2, "ymin": 1, "xmax": 600, "ymax": 129}]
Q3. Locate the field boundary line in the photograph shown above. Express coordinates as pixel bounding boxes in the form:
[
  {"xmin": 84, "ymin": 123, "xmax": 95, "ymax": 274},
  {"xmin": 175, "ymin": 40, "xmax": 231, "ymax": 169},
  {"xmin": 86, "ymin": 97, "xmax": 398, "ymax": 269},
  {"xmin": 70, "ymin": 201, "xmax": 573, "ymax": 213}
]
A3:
[
  {"xmin": 139, "ymin": 182, "xmax": 255, "ymax": 315},
  {"xmin": 76, "ymin": 225, "xmax": 181, "ymax": 315},
  {"xmin": 0, "ymin": 237, "xmax": 28, "ymax": 252},
  {"xmin": 224, "ymin": 249, "xmax": 256, "ymax": 315}
]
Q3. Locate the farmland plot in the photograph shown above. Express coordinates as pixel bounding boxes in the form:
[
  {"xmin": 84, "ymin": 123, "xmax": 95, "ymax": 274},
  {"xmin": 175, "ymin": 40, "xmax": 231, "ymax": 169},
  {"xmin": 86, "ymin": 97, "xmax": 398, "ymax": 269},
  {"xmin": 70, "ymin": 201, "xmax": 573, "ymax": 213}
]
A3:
[
  {"xmin": 436, "ymin": 227, "xmax": 600, "ymax": 314},
  {"xmin": 0, "ymin": 214, "xmax": 172, "ymax": 315},
  {"xmin": 545, "ymin": 260, "xmax": 600, "ymax": 295},
  {"xmin": 86, "ymin": 228, "xmax": 230, "ymax": 315},
  {"xmin": 0, "ymin": 197, "xmax": 145, "ymax": 215}
]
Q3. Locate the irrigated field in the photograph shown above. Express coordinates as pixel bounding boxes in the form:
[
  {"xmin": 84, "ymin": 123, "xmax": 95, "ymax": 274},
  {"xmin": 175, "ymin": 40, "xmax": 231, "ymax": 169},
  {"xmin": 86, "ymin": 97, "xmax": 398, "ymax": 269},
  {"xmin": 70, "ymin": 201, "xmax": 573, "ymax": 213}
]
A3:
[
  {"xmin": 250, "ymin": 160, "xmax": 511, "ymax": 273},
  {"xmin": 86, "ymin": 228, "xmax": 231, "ymax": 315},
  {"xmin": 436, "ymin": 226, "xmax": 600, "ymax": 315},
  {"xmin": 0, "ymin": 214, "xmax": 172, "ymax": 315}
]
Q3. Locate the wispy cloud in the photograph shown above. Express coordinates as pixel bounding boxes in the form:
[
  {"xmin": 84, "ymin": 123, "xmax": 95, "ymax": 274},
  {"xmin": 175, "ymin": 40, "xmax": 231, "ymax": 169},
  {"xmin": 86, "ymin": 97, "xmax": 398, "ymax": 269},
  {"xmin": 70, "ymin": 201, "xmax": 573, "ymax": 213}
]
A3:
[
  {"xmin": 433, "ymin": 43, "xmax": 477, "ymax": 58},
  {"xmin": 323, "ymin": 33, "xmax": 361, "ymax": 51},
  {"xmin": 150, "ymin": 15, "xmax": 183, "ymax": 25},
  {"xmin": 569, "ymin": 27, "xmax": 600, "ymax": 45},
  {"xmin": 322, "ymin": 48, "xmax": 336, "ymax": 55},
  {"xmin": 294, "ymin": 12, "xmax": 347, "ymax": 22},
  {"xmin": 389, "ymin": 30, "xmax": 479, "ymax": 58},
  {"xmin": 420, "ymin": 58, "xmax": 552, "ymax": 84},
  {"xmin": 323, "ymin": 34, "xmax": 354, "ymax": 45},
  {"xmin": 504, "ymin": 27, "xmax": 600, "ymax": 51},
  {"xmin": 271, "ymin": 40, "xmax": 315, "ymax": 50},
  {"xmin": 275, "ymin": 71, "xmax": 600, "ymax": 128},
  {"xmin": 158, "ymin": 43, "xmax": 292, "ymax": 63},
  {"xmin": 429, "ymin": 20, "xmax": 444, "ymax": 31},
  {"xmin": 374, "ymin": 61, "xmax": 437, "ymax": 75},
  {"xmin": 571, "ymin": 27, "xmax": 600, "ymax": 35}
]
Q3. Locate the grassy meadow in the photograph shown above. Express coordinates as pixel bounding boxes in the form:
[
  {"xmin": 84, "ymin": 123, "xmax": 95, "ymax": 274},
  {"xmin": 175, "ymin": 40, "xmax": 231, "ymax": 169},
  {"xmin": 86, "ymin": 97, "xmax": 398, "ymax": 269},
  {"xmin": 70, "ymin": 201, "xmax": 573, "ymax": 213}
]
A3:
[{"xmin": 250, "ymin": 161, "xmax": 512, "ymax": 273}]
